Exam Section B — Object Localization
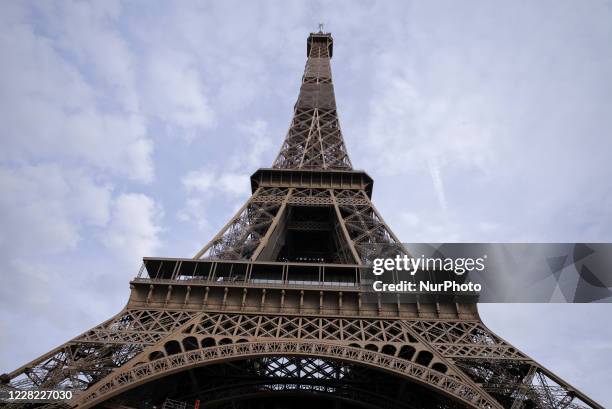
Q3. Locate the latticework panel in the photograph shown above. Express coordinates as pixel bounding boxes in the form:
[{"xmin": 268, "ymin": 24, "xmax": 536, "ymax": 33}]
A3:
[
  {"xmin": 4, "ymin": 310, "xmax": 196, "ymax": 391},
  {"xmin": 6, "ymin": 343, "xmax": 141, "ymax": 392},
  {"xmin": 186, "ymin": 312, "xmax": 419, "ymax": 346},
  {"xmin": 198, "ymin": 188, "xmax": 286, "ymax": 260},
  {"xmin": 179, "ymin": 313, "xmax": 530, "ymax": 363},
  {"xmin": 334, "ymin": 190, "xmax": 403, "ymax": 261},
  {"xmin": 76, "ymin": 309, "xmax": 197, "ymax": 345},
  {"xmin": 288, "ymin": 188, "xmax": 332, "ymax": 206},
  {"xmin": 273, "ymin": 107, "xmax": 352, "ymax": 170},
  {"xmin": 410, "ymin": 320, "xmax": 598, "ymax": 408},
  {"xmin": 250, "ymin": 187, "xmax": 290, "ymax": 204},
  {"xmin": 405, "ymin": 320, "xmax": 526, "ymax": 360},
  {"xmin": 455, "ymin": 359, "xmax": 596, "ymax": 409}
]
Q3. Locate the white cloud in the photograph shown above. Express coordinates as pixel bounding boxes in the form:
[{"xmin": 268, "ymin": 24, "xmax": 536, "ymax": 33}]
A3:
[
  {"xmin": 177, "ymin": 198, "xmax": 209, "ymax": 230},
  {"xmin": 182, "ymin": 169, "xmax": 215, "ymax": 193},
  {"xmin": 141, "ymin": 48, "xmax": 215, "ymax": 132},
  {"xmin": 36, "ymin": 0, "xmax": 139, "ymax": 112},
  {"xmin": 218, "ymin": 173, "xmax": 251, "ymax": 197},
  {"xmin": 177, "ymin": 119, "xmax": 272, "ymax": 230},
  {"xmin": 178, "ymin": 169, "xmax": 249, "ymax": 230},
  {"xmin": 0, "ymin": 164, "xmax": 112, "ymax": 255},
  {"xmin": 0, "ymin": 4, "xmax": 154, "ymax": 183},
  {"xmin": 102, "ymin": 193, "xmax": 163, "ymax": 266},
  {"xmin": 182, "ymin": 169, "xmax": 249, "ymax": 197},
  {"xmin": 236, "ymin": 119, "xmax": 276, "ymax": 169},
  {"xmin": 364, "ymin": 59, "xmax": 496, "ymax": 178},
  {"xmin": 358, "ymin": 2, "xmax": 612, "ymax": 245},
  {"xmin": 427, "ymin": 155, "xmax": 447, "ymax": 211},
  {"xmin": 396, "ymin": 210, "xmax": 461, "ymax": 243}
]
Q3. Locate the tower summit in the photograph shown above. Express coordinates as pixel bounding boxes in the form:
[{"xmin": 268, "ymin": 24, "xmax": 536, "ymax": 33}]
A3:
[
  {"xmin": 1, "ymin": 31, "xmax": 602, "ymax": 409},
  {"xmin": 274, "ymin": 31, "xmax": 351, "ymax": 169}
]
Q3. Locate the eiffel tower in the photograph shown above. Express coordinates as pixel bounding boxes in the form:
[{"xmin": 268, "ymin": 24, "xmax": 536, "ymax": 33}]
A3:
[{"xmin": 1, "ymin": 31, "xmax": 603, "ymax": 409}]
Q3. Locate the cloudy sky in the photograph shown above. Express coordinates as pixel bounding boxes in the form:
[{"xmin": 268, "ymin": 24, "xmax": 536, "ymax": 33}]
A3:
[{"xmin": 1, "ymin": 0, "xmax": 611, "ymax": 406}]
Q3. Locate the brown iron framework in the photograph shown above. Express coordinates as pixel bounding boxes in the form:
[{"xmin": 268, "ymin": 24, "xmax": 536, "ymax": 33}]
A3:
[{"xmin": 0, "ymin": 31, "xmax": 603, "ymax": 409}]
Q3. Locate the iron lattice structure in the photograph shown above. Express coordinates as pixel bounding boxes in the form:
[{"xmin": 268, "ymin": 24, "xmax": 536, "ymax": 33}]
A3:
[{"xmin": 1, "ymin": 32, "xmax": 603, "ymax": 409}]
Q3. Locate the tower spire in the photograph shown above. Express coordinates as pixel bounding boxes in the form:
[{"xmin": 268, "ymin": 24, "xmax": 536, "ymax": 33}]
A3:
[{"xmin": 273, "ymin": 31, "xmax": 352, "ymax": 170}]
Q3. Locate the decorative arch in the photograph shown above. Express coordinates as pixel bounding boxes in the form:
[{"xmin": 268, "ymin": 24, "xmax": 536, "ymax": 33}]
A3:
[{"xmin": 77, "ymin": 340, "xmax": 501, "ymax": 409}]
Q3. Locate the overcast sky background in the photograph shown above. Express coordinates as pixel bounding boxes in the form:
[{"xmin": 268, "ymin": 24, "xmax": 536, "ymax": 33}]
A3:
[{"xmin": 1, "ymin": 0, "xmax": 611, "ymax": 406}]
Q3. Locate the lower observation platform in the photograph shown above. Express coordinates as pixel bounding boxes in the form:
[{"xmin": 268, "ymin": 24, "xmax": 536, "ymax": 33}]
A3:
[
  {"xmin": 139, "ymin": 257, "xmax": 361, "ymax": 289},
  {"xmin": 130, "ymin": 257, "xmax": 478, "ymax": 319}
]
